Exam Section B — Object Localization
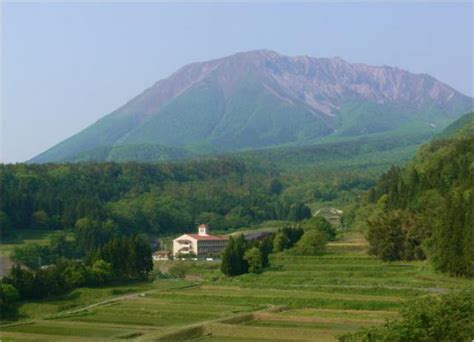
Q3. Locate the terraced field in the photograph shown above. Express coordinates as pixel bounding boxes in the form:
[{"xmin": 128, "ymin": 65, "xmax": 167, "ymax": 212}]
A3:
[{"xmin": 1, "ymin": 232, "xmax": 470, "ymax": 341}]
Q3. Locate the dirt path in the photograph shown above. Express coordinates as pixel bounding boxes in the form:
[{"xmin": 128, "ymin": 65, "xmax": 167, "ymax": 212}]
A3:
[
  {"xmin": 0, "ymin": 283, "xmax": 198, "ymax": 329},
  {"xmin": 54, "ymin": 283, "xmax": 198, "ymax": 318}
]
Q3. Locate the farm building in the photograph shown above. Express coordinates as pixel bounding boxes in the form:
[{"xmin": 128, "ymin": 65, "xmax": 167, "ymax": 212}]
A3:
[
  {"xmin": 173, "ymin": 224, "xmax": 228, "ymax": 258},
  {"xmin": 152, "ymin": 250, "xmax": 171, "ymax": 261}
]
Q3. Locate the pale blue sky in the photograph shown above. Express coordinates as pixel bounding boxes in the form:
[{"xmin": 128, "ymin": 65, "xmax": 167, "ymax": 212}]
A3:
[{"xmin": 2, "ymin": 2, "xmax": 473, "ymax": 162}]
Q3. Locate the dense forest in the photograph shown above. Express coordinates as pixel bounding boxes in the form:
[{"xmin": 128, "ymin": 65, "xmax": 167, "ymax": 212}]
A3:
[
  {"xmin": 351, "ymin": 113, "xmax": 473, "ymax": 276},
  {"xmin": 0, "ymin": 159, "xmax": 297, "ymax": 236},
  {"xmin": 0, "ymin": 157, "xmax": 376, "ymax": 239}
]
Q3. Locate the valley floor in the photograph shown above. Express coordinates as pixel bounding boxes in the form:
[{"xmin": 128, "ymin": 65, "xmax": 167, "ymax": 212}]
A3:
[{"xmin": 1, "ymin": 232, "xmax": 471, "ymax": 342}]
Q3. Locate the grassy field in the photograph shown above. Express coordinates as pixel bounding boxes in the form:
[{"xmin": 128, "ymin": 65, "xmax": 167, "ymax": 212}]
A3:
[
  {"xmin": 1, "ymin": 231, "xmax": 471, "ymax": 341},
  {"xmin": 0, "ymin": 230, "xmax": 62, "ymax": 257}
]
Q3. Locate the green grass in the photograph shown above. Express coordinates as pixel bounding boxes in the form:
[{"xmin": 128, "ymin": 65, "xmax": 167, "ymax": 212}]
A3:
[
  {"xmin": 196, "ymin": 338, "xmax": 297, "ymax": 342},
  {"xmin": 55, "ymin": 297, "xmax": 251, "ymax": 327},
  {"xmin": 149, "ymin": 290, "xmax": 400, "ymax": 311},
  {"xmin": 59, "ymin": 310, "xmax": 216, "ymax": 327},
  {"xmin": 2, "ymin": 232, "xmax": 471, "ymax": 342},
  {"xmin": 1, "ymin": 321, "xmax": 138, "ymax": 338},
  {"xmin": 243, "ymin": 319, "xmax": 371, "ymax": 331},
  {"xmin": 18, "ymin": 280, "xmax": 189, "ymax": 320},
  {"xmin": 277, "ymin": 308, "xmax": 397, "ymax": 321},
  {"xmin": 0, "ymin": 230, "xmax": 61, "ymax": 257},
  {"xmin": 205, "ymin": 322, "xmax": 339, "ymax": 341}
]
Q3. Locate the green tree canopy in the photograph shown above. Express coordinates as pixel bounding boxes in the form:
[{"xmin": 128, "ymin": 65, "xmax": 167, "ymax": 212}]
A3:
[
  {"xmin": 221, "ymin": 235, "xmax": 249, "ymax": 276},
  {"xmin": 302, "ymin": 216, "xmax": 337, "ymax": 241},
  {"xmin": 273, "ymin": 232, "xmax": 290, "ymax": 252},
  {"xmin": 244, "ymin": 247, "xmax": 264, "ymax": 274},
  {"xmin": 295, "ymin": 230, "xmax": 327, "ymax": 256}
]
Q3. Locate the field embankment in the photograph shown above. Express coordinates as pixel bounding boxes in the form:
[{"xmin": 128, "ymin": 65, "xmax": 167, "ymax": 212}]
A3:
[{"xmin": 1, "ymin": 232, "xmax": 471, "ymax": 341}]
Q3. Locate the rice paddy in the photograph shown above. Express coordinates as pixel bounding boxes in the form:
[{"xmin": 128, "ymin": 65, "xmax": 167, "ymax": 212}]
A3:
[{"xmin": 1, "ymin": 232, "xmax": 471, "ymax": 341}]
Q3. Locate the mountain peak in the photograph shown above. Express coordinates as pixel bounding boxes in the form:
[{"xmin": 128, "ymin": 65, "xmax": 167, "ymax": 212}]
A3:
[
  {"xmin": 30, "ymin": 50, "xmax": 473, "ymax": 163},
  {"xmin": 235, "ymin": 49, "xmax": 280, "ymax": 57}
]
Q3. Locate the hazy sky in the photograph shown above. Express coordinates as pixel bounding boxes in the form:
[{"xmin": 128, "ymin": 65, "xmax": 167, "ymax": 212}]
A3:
[{"xmin": 2, "ymin": 2, "xmax": 473, "ymax": 163}]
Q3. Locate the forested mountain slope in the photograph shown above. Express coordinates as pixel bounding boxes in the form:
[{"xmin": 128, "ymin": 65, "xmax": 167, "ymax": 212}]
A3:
[
  {"xmin": 435, "ymin": 111, "xmax": 474, "ymax": 139},
  {"xmin": 357, "ymin": 112, "xmax": 473, "ymax": 276}
]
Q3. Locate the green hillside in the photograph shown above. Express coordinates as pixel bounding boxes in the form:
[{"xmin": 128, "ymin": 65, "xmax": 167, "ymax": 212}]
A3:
[
  {"xmin": 234, "ymin": 129, "xmax": 435, "ymax": 171},
  {"xmin": 72, "ymin": 144, "xmax": 195, "ymax": 162},
  {"xmin": 434, "ymin": 111, "xmax": 473, "ymax": 139},
  {"xmin": 352, "ymin": 112, "xmax": 473, "ymax": 276}
]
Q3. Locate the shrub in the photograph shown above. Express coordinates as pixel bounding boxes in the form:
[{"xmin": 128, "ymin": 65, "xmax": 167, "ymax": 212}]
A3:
[
  {"xmin": 295, "ymin": 230, "xmax": 327, "ymax": 255},
  {"xmin": 244, "ymin": 247, "xmax": 264, "ymax": 274},
  {"xmin": 168, "ymin": 263, "xmax": 190, "ymax": 279},
  {"xmin": 302, "ymin": 216, "xmax": 337, "ymax": 241},
  {"xmin": 91, "ymin": 259, "xmax": 113, "ymax": 284},
  {"xmin": 273, "ymin": 232, "xmax": 291, "ymax": 252},
  {"xmin": 0, "ymin": 283, "xmax": 20, "ymax": 318}
]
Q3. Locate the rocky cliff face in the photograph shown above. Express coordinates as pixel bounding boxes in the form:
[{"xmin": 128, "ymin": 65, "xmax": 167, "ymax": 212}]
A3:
[
  {"xmin": 139, "ymin": 49, "xmax": 465, "ymax": 115},
  {"xmin": 31, "ymin": 50, "xmax": 472, "ymax": 163}
]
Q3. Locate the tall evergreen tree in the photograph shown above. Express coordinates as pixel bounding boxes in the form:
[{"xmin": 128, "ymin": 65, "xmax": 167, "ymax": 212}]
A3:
[{"xmin": 220, "ymin": 235, "xmax": 249, "ymax": 276}]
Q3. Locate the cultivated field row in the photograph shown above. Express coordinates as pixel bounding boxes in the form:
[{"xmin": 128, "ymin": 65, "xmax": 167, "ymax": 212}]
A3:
[{"xmin": 1, "ymin": 232, "xmax": 471, "ymax": 341}]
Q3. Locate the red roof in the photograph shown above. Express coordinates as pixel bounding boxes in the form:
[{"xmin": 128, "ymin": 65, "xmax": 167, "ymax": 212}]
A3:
[{"xmin": 187, "ymin": 234, "xmax": 228, "ymax": 241}]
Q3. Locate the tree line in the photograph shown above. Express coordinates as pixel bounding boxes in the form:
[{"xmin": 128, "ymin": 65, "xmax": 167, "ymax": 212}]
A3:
[
  {"xmin": 0, "ymin": 233, "xmax": 153, "ymax": 319},
  {"xmin": 353, "ymin": 129, "xmax": 473, "ymax": 277},
  {"xmin": 1, "ymin": 159, "xmax": 313, "ymax": 239},
  {"xmin": 221, "ymin": 217, "xmax": 336, "ymax": 276}
]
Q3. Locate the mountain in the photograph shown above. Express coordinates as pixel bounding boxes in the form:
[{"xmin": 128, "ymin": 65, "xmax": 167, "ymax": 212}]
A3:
[
  {"xmin": 30, "ymin": 50, "xmax": 472, "ymax": 163},
  {"xmin": 435, "ymin": 111, "xmax": 473, "ymax": 140}
]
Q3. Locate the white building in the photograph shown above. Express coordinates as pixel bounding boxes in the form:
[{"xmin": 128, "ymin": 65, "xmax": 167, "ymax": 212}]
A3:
[{"xmin": 173, "ymin": 224, "xmax": 228, "ymax": 258}]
